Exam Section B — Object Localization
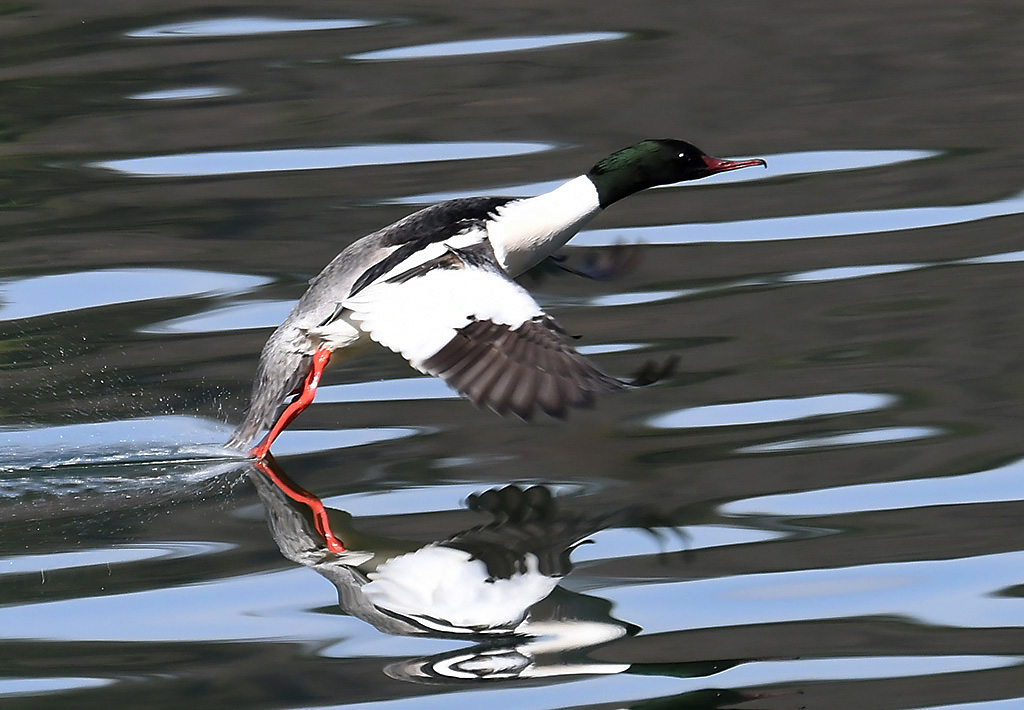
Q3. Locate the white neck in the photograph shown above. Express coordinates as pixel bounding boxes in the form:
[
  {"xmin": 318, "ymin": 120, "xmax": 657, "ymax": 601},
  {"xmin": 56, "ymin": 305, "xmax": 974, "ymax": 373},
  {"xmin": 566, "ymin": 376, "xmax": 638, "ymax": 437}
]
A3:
[{"xmin": 487, "ymin": 175, "xmax": 602, "ymax": 276}]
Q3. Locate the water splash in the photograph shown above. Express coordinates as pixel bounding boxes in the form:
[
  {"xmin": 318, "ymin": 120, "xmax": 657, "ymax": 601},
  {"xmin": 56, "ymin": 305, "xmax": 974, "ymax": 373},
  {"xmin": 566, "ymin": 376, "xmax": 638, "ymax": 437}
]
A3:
[
  {"xmin": 0, "ymin": 416, "xmax": 241, "ymax": 474},
  {"xmin": 0, "ymin": 415, "xmax": 421, "ymax": 476}
]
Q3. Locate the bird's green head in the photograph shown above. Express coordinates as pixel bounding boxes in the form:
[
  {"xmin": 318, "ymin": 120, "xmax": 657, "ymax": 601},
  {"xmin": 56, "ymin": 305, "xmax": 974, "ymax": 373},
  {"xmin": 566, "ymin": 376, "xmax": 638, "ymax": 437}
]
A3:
[{"xmin": 586, "ymin": 139, "xmax": 766, "ymax": 208}]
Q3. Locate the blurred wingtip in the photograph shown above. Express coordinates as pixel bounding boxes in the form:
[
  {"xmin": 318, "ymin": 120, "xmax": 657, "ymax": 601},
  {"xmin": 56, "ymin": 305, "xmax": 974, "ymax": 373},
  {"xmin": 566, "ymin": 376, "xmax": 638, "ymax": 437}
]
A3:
[{"xmin": 627, "ymin": 354, "xmax": 679, "ymax": 387}]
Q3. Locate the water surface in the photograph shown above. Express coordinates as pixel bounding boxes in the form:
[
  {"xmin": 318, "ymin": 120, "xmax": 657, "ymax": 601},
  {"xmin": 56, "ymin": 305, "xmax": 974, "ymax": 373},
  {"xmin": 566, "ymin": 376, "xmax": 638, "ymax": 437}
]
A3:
[{"xmin": 1, "ymin": 2, "xmax": 1022, "ymax": 710}]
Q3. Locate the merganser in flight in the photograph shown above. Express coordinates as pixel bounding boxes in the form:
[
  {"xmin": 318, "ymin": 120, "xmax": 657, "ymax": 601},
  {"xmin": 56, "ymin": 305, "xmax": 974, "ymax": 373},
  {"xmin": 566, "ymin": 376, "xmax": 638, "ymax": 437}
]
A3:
[{"xmin": 228, "ymin": 139, "xmax": 766, "ymax": 457}]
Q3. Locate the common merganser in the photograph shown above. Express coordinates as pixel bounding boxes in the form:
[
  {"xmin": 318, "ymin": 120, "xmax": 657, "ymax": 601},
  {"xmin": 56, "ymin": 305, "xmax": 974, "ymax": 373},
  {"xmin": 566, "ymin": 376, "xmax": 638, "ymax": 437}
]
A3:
[{"xmin": 228, "ymin": 139, "xmax": 766, "ymax": 457}]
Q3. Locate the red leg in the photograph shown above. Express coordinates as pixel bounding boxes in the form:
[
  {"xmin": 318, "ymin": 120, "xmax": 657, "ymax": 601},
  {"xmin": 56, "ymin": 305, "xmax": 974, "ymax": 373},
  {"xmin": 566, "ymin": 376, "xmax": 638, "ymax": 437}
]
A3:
[
  {"xmin": 250, "ymin": 346, "xmax": 332, "ymax": 460},
  {"xmin": 252, "ymin": 456, "xmax": 346, "ymax": 553}
]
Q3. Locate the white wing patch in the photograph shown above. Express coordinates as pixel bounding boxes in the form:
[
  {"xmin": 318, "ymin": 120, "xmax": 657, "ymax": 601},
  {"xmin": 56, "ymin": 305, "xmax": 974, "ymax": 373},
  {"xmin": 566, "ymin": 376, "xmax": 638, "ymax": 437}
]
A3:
[
  {"xmin": 342, "ymin": 238, "xmax": 626, "ymax": 418},
  {"xmin": 363, "ymin": 545, "xmax": 556, "ymax": 632},
  {"xmin": 343, "ymin": 258, "xmax": 542, "ymax": 368}
]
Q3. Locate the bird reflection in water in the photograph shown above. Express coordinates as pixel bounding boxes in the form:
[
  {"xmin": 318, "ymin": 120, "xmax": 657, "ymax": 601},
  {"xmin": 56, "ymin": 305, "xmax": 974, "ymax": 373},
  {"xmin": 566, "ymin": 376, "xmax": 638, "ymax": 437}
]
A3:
[{"xmin": 248, "ymin": 456, "xmax": 690, "ymax": 683}]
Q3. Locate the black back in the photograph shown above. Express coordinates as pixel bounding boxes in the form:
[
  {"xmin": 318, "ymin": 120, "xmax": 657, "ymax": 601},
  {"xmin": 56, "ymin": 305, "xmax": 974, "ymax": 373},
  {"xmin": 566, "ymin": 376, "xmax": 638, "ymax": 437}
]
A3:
[{"xmin": 349, "ymin": 196, "xmax": 514, "ymax": 297}]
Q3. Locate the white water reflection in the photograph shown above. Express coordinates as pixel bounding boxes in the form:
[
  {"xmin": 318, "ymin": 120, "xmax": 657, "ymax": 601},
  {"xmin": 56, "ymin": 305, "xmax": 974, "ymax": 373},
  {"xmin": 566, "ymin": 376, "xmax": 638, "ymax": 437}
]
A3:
[
  {"xmin": 782, "ymin": 262, "xmax": 925, "ymax": 283},
  {"xmin": 602, "ymin": 550, "xmax": 1024, "ymax": 634},
  {"xmin": 575, "ymin": 189, "xmax": 1024, "ymax": 247},
  {"xmin": 282, "ymin": 655, "xmax": 1019, "ymax": 710},
  {"xmin": 128, "ymin": 86, "xmax": 239, "ymax": 101},
  {"xmin": 961, "ymin": 249, "xmax": 1024, "ymax": 265},
  {"xmin": 259, "ymin": 426, "xmax": 421, "ymax": 457},
  {"xmin": 0, "ymin": 678, "xmax": 113, "ymax": 698},
  {"xmin": 93, "ymin": 141, "xmax": 554, "ymax": 178},
  {"xmin": 738, "ymin": 426, "xmax": 943, "ymax": 454},
  {"xmin": 648, "ymin": 393, "xmax": 896, "ymax": 430},
  {"xmin": 0, "ymin": 565, "xmax": 351, "ymax": 642},
  {"xmin": 570, "ymin": 525, "xmax": 785, "ymax": 562},
  {"xmin": 388, "ymin": 149, "xmax": 941, "ymax": 204},
  {"xmin": 576, "ymin": 342, "xmax": 645, "ymax": 355},
  {"xmin": 0, "ymin": 269, "xmax": 269, "ymax": 321},
  {"xmin": 317, "ymin": 377, "xmax": 459, "ymax": 404},
  {"xmin": 721, "ymin": 457, "xmax": 1024, "ymax": 516},
  {"xmin": 127, "ymin": 17, "xmax": 376, "ymax": 39},
  {"xmin": 589, "ymin": 289, "xmax": 685, "ymax": 308},
  {"xmin": 913, "ymin": 699, "xmax": 1024, "ymax": 710},
  {"xmin": 590, "ymin": 246, "xmax": 1024, "ymax": 311},
  {"xmin": 142, "ymin": 299, "xmax": 293, "ymax": 334},
  {"xmin": 350, "ymin": 32, "xmax": 626, "ymax": 61},
  {"xmin": 1, "ymin": 542, "xmax": 232, "ymax": 576}
]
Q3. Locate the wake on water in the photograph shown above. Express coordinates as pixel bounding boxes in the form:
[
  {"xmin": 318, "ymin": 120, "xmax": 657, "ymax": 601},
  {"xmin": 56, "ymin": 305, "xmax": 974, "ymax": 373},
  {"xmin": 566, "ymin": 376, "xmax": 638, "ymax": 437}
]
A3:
[{"xmin": 0, "ymin": 415, "xmax": 248, "ymax": 497}]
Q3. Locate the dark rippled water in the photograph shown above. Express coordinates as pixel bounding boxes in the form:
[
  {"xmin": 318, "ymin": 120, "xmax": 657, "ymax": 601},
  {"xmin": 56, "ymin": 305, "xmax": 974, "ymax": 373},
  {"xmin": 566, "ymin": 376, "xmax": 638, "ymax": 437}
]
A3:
[{"xmin": 2, "ymin": 2, "xmax": 1023, "ymax": 709}]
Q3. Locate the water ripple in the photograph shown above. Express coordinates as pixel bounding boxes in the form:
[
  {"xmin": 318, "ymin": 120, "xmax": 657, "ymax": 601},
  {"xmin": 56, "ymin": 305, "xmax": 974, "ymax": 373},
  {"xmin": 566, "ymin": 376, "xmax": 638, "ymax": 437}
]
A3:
[
  {"xmin": 0, "ymin": 416, "xmax": 239, "ymax": 475},
  {"xmin": 141, "ymin": 299, "xmax": 293, "ymax": 334},
  {"xmin": 913, "ymin": 699, "xmax": 1024, "ymax": 710},
  {"xmin": 576, "ymin": 189, "xmax": 1024, "ymax": 246},
  {"xmin": 349, "ymin": 32, "xmax": 626, "ymax": 61},
  {"xmin": 269, "ymin": 655, "xmax": 1019, "ymax": 710},
  {"xmin": 588, "ymin": 246, "xmax": 1024, "ymax": 311},
  {"xmin": 317, "ymin": 377, "xmax": 459, "ymax": 404},
  {"xmin": 570, "ymin": 525, "xmax": 785, "ymax": 562},
  {"xmin": 721, "ymin": 457, "xmax": 1024, "ymax": 516},
  {"xmin": 0, "ymin": 416, "xmax": 419, "ymax": 474},
  {"xmin": 648, "ymin": 393, "xmax": 897, "ymax": 430},
  {"xmin": 604, "ymin": 550, "xmax": 1024, "ymax": 633},
  {"xmin": 0, "ymin": 269, "xmax": 269, "ymax": 321},
  {"xmin": 93, "ymin": 141, "xmax": 555, "ymax": 178},
  {"xmin": 251, "ymin": 426, "xmax": 422, "ymax": 457},
  {"xmin": 0, "ymin": 677, "xmax": 113, "ymax": 698},
  {"xmin": 782, "ymin": 262, "xmax": 925, "ymax": 283},
  {"xmin": 1, "ymin": 542, "xmax": 232, "ymax": 576},
  {"xmin": 387, "ymin": 149, "xmax": 941, "ymax": 204},
  {"xmin": 737, "ymin": 426, "xmax": 943, "ymax": 454},
  {"xmin": 127, "ymin": 17, "xmax": 377, "ymax": 39},
  {"xmin": 128, "ymin": 86, "xmax": 240, "ymax": 101}
]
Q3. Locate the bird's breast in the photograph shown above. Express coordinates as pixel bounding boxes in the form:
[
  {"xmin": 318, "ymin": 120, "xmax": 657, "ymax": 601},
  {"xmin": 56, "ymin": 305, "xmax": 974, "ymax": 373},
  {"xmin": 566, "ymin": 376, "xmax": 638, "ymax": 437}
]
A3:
[{"xmin": 486, "ymin": 175, "xmax": 602, "ymax": 276}]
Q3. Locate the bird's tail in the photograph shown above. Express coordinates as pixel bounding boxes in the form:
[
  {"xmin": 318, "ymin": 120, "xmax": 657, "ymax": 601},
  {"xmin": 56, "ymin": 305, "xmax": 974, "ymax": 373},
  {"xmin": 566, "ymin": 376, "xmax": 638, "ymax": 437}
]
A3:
[{"xmin": 226, "ymin": 332, "xmax": 312, "ymax": 451}]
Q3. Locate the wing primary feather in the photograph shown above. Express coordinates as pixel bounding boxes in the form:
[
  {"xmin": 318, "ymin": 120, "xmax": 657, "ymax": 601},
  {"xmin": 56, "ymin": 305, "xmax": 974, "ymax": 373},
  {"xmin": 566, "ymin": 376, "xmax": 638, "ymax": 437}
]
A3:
[{"xmin": 417, "ymin": 315, "xmax": 630, "ymax": 419}]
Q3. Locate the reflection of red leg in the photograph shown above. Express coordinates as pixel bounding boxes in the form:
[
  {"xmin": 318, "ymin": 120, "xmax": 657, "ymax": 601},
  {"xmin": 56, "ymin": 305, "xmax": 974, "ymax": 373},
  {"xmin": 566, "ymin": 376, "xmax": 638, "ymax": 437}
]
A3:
[
  {"xmin": 252, "ymin": 456, "xmax": 346, "ymax": 553},
  {"xmin": 250, "ymin": 346, "xmax": 332, "ymax": 460}
]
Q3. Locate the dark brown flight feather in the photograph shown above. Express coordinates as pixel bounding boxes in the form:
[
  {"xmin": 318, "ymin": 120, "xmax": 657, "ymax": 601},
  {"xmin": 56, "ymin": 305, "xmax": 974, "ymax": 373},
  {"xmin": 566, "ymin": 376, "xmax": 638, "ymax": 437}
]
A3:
[{"xmin": 420, "ymin": 316, "xmax": 626, "ymax": 419}]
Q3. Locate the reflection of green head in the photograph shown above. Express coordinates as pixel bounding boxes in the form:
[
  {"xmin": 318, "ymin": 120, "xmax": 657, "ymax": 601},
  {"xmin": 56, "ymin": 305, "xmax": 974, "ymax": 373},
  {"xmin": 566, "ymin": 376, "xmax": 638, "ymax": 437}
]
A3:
[{"xmin": 586, "ymin": 139, "xmax": 766, "ymax": 208}]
